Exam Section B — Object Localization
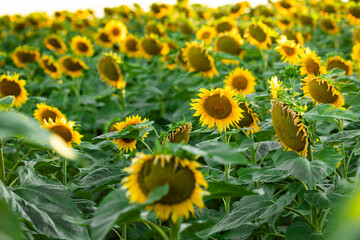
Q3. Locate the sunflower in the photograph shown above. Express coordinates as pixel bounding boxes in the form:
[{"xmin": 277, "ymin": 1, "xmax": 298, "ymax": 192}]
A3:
[
  {"xmin": 214, "ymin": 17, "xmax": 238, "ymax": 35},
  {"xmin": 176, "ymin": 48, "xmax": 188, "ymax": 69},
  {"xmin": 33, "ymin": 102, "xmax": 66, "ymax": 125},
  {"xmin": 149, "ymin": 3, "xmax": 173, "ymax": 18},
  {"xmin": 43, "ymin": 118, "xmax": 82, "ymax": 148},
  {"xmin": 196, "ymin": 25, "xmax": 216, "ymax": 44},
  {"xmin": 274, "ymin": 0, "xmax": 297, "ymax": 16},
  {"xmin": 223, "ymin": 67, "xmax": 256, "ymax": 95},
  {"xmin": 271, "ymin": 100, "xmax": 308, "ymax": 157},
  {"xmin": 105, "ymin": 118, "xmax": 122, "ymax": 133},
  {"xmin": 244, "ymin": 21, "xmax": 272, "ymax": 49},
  {"xmin": 145, "ymin": 23, "xmax": 166, "ymax": 37},
  {"xmin": 139, "ymin": 34, "xmax": 169, "ymax": 59},
  {"xmin": 121, "ymin": 34, "xmax": 141, "ymax": 57},
  {"xmin": 268, "ymin": 76, "xmax": 284, "ymax": 99},
  {"xmin": 97, "ymin": 52, "xmax": 126, "ymax": 89},
  {"xmin": 326, "ymin": 56, "xmax": 353, "ymax": 76},
  {"xmin": 275, "ymin": 35, "xmax": 302, "ymax": 65},
  {"xmin": 302, "ymin": 75, "xmax": 344, "ymax": 107},
  {"xmin": 113, "ymin": 115, "xmax": 148, "ymax": 152},
  {"xmin": 298, "ymin": 13, "xmax": 317, "ymax": 29},
  {"xmin": 282, "ymin": 29, "xmax": 304, "ymax": 46},
  {"xmin": 94, "ymin": 28, "xmax": 113, "ymax": 48},
  {"xmin": 59, "ymin": 56, "xmax": 88, "ymax": 78},
  {"xmin": 352, "ymin": 43, "xmax": 360, "ymax": 61},
  {"xmin": 347, "ymin": 2, "xmax": 360, "ymax": 25},
  {"xmin": 0, "ymin": 74, "xmax": 28, "ymax": 108},
  {"xmin": 104, "ymin": 20, "xmax": 127, "ymax": 43},
  {"xmin": 43, "ymin": 34, "xmax": 67, "ymax": 54},
  {"xmin": 70, "ymin": 36, "xmax": 94, "ymax": 57},
  {"xmin": 12, "ymin": 46, "xmax": 40, "ymax": 68},
  {"xmin": 38, "ymin": 55, "xmax": 62, "ymax": 79},
  {"xmin": 123, "ymin": 153, "xmax": 208, "ymax": 223},
  {"xmin": 164, "ymin": 123, "xmax": 192, "ymax": 144},
  {"xmin": 182, "ymin": 41, "xmax": 218, "ymax": 78},
  {"xmin": 235, "ymin": 102, "xmax": 260, "ymax": 134},
  {"xmin": 214, "ymin": 33, "xmax": 244, "ymax": 64},
  {"xmin": 300, "ymin": 48, "xmax": 327, "ymax": 76},
  {"xmin": 229, "ymin": 1, "xmax": 250, "ymax": 19},
  {"xmin": 319, "ymin": 17, "xmax": 339, "ymax": 34},
  {"xmin": 190, "ymin": 87, "xmax": 243, "ymax": 132},
  {"xmin": 178, "ymin": 21, "xmax": 195, "ymax": 35}
]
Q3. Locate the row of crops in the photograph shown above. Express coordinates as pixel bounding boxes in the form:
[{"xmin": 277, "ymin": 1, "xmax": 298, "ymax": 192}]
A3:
[{"xmin": 0, "ymin": 0, "xmax": 360, "ymax": 239}]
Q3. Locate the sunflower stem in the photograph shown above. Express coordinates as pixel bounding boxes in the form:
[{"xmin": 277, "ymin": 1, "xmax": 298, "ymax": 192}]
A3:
[
  {"xmin": 5, "ymin": 150, "xmax": 36, "ymax": 184},
  {"xmin": 308, "ymin": 144, "xmax": 313, "ymax": 162},
  {"xmin": 0, "ymin": 138, "xmax": 5, "ymax": 185},
  {"xmin": 62, "ymin": 158, "xmax": 67, "ymax": 185},
  {"xmin": 170, "ymin": 218, "xmax": 182, "ymax": 240},
  {"xmin": 142, "ymin": 220, "xmax": 169, "ymax": 240},
  {"xmin": 150, "ymin": 125, "xmax": 160, "ymax": 140},
  {"xmin": 122, "ymin": 224, "xmax": 127, "ymax": 240},
  {"xmin": 260, "ymin": 49, "xmax": 268, "ymax": 71},
  {"xmin": 285, "ymin": 207, "xmax": 313, "ymax": 228},
  {"xmin": 140, "ymin": 139, "xmax": 153, "ymax": 153},
  {"xmin": 336, "ymin": 119, "xmax": 347, "ymax": 178}
]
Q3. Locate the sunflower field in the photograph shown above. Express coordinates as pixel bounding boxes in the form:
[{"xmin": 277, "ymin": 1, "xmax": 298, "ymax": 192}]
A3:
[{"xmin": 1, "ymin": 0, "xmax": 360, "ymax": 239}]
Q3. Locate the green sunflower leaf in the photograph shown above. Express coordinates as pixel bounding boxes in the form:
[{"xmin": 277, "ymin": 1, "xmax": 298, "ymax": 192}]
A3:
[{"xmin": 304, "ymin": 104, "xmax": 359, "ymax": 122}]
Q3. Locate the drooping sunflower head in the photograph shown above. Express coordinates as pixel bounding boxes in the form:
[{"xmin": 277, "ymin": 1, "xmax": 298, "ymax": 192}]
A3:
[
  {"xmin": 105, "ymin": 118, "xmax": 122, "ymax": 133},
  {"xmin": 268, "ymin": 76, "xmax": 284, "ymax": 99},
  {"xmin": 121, "ymin": 34, "xmax": 140, "ymax": 57},
  {"xmin": 214, "ymin": 32, "xmax": 244, "ymax": 63},
  {"xmin": 319, "ymin": 17, "xmax": 339, "ymax": 34},
  {"xmin": 347, "ymin": 2, "xmax": 360, "ymax": 25},
  {"xmin": 275, "ymin": 35, "xmax": 302, "ymax": 65},
  {"xmin": 183, "ymin": 41, "xmax": 218, "ymax": 78},
  {"xmin": 12, "ymin": 46, "xmax": 40, "ymax": 69},
  {"xmin": 190, "ymin": 87, "xmax": 244, "ymax": 132},
  {"xmin": 274, "ymin": 0, "xmax": 297, "ymax": 16},
  {"xmin": 302, "ymin": 75, "xmax": 344, "ymax": 107},
  {"xmin": 229, "ymin": 1, "xmax": 250, "ymax": 18},
  {"xmin": 326, "ymin": 56, "xmax": 353, "ymax": 76},
  {"xmin": 97, "ymin": 52, "xmax": 125, "ymax": 89},
  {"xmin": 123, "ymin": 152, "xmax": 208, "ymax": 222},
  {"xmin": 176, "ymin": 48, "xmax": 188, "ymax": 69},
  {"xmin": 139, "ymin": 34, "xmax": 169, "ymax": 59},
  {"xmin": 298, "ymin": 13, "xmax": 317, "ymax": 29},
  {"xmin": 145, "ymin": 23, "xmax": 166, "ymax": 37},
  {"xmin": 43, "ymin": 118, "xmax": 82, "ymax": 148},
  {"xmin": 43, "ymin": 34, "xmax": 67, "ymax": 54},
  {"xmin": 223, "ymin": 67, "xmax": 256, "ymax": 95},
  {"xmin": 235, "ymin": 101, "xmax": 260, "ymax": 134},
  {"xmin": 271, "ymin": 100, "xmax": 308, "ymax": 157},
  {"xmin": 351, "ymin": 43, "xmax": 360, "ymax": 61},
  {"xmin": 319, "ymin": 2, "xmax": 337, "ymax": 16},
  {"xmin": 104, "ymin": 20, "xmax": 127, "ymax": 43},
  {"xmin": 70, "ymin": 36, "xmax": 94, "ymax": 57},
  {"xmin": 113, "ymin": 115, "xmax": 148, "ymax": 152},
  {"xmin": 164, "ymin": 122, "xmax": 192, "ymax": 144},
  {"xmin": 282, "ymin": 29, "xmax": 304, "ymax": 46},
  {"xmin": 59, "ymin": 55, "xmax": 88, "ymax": 78},
  {"xmin": 214, "ymin": 17, "xmax": 238, "ymax": 35},
  {"xmin": 0, "ymin": 73, "xmax": 28, "ymax": 108},
  {"xmin": 196, "ymin": 25, "xmax": 216, "ymax": 44},
  {"xmin": 33, "ymin": 102, "xmax": 66, "ymax": 125},
  {"xmin": 38, "ymin": 55, "xmax": 62, "ymax": 79},
  {"xmin": 94, "ymin": 28, "xmax": 113, "ymax": 48},
  {"xmin": 178, "ymin": 21, "xmax": 195, "ymax": 35},
  {"xmin": 244, "ymin": 21, "xmax": 272, "ymax": 49},
  {"xmin": 300, "ymin": 47, "xmax": 327, "ymax": 76}
]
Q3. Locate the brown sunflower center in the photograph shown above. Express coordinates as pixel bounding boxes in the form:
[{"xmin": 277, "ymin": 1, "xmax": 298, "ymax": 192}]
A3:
[
  {"xmin": 122, "ymin": 138, "xmax": 136, "ymax": 143},
  {"xmin": 141, "ymin": 38, "xmax": 162, "ymax": 55},
  {"xmin": 216, "ymin": 22, "xmax": 233, "ymax": 33},
  {"xmin": 304, "ymin": 57, "xmax": 320, "ymax": 76},
  {"xmin": 16, "ymin": 51, "xmax": 37, "ymax": 64},
  {"xmin": 62, "ymin": 58, "xmax": 84, "ymax": 71},
  {"xmin": 112, "ymin": 27, "xmax": 121, "ymax": 36},
  {"xmin": 138, "ymin": 158, "xmax": 196, "ymax": 204},
  {"xmin": 216, "ymin": 36, "xmax": 241, "ymax": 55},
  {"xmin": 324, "ymin": 4, "xmax": 336, "ymax": 14},
  {"xmin": 41, "ymin": 110, "xmax": 58, "ymax": 123},
  {"xmin": 187, "ymin": 47, "xmax": 212, "ymax": 72},
  {"xmin": 321, "ymin": 19, "xmax": 335, "ymax": 30},
  {"xmin": 51, "ymin": 125, "xmax": 72, "ymax": 142},
  {"xmin": 231, "ymin": 4, "xmax": 241, "ymax": 13},
  {"xmin": 282, "ymin": 46, "xmax": 295, "ymax": 56},
  {"xmin": 99, "ymin": 32, "xmax": 111, "ymax": 43},
  {"xmin": 249, "ymin": 24, "xmax": 266, "ymax": 42},
  {"xmin": 280, "ymin": 19, "xmax": 290, "ymax": 25},
  {"xmin": 202, "ymin": 32, "xmax": 210, "ymax": 39},
  {"xmin": 76, "ymin": 41, "xmax": 89, "ymax": 52},
  {"xmin": 232, "ymin": 75, "xmax": 248, "ymax": 91},
  {"xmin": 271, "ymin": 101, "xmax": 307, "ymax": 152},
  {"xmin": 236, "ymin": 102, "xmax": 254, "ymax": 127},
  {"xmin": 284, "ymin": 30, "xmax": 300, "ymax": 44},
  {"xmin": 145, "ymin": 25, "xmax": 162, "ymax": 36},
  {"xmin": 300, "ymin": 15, "xmax": 314, "ymax": 26},
  {"xmin": 47, "ymin": 38, "xmax": 62, "ymax": 49},
  {"xmin": 327, "ymin": 60, "xmax": 349, "ymax": 74},
  {"xmin": 179, "ymin": 22, "xmax": 193, "ymax": 34},
  {"xmin": 125, "ymin": 39, "xmax": 138, "ymax": 51},
  {"xmin": 203, "ymin": 94, "xmax": 232, "ymax": 119},
  {"xmin": 98, "ymin": 56, "xmax": 121, "ymax": 81},
  {"xmin": 308, "ymin": 79, "xmax": 338, "ymax": 103},
  {"xmin": 279, "ymin": 0, "xmax": 291, "ymax": 9},
  {"xmin": 350, "ymin": 6, "xmax": 360, "ymax": 18},
  {"xmin": 0, "ymin": 79, "xmax": 21, "ymax": 97},
  {"xmin": 42, "ymin": 59, "xmax": 57, "ymax": 72}
]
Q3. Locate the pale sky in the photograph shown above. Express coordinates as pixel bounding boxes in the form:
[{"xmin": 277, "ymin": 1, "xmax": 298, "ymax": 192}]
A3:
[{"xmin": 0, "ymin": 0, "xmax": 267, "ymax": 16}]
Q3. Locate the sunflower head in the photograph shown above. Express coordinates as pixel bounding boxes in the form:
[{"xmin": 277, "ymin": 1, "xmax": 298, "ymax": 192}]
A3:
[
  {"xmin": 214, "ymin": 17, "xmax": 238, "ymax": 35},
  {"xmin": 12, "ymin": 46, "xmax": 40, "ymax": 69},
  {"xmin": 347, "ymin": 2, "xmax": 360, "ymax": 25},
  {"xmin": 298, "ymin": 13, "xmax": 316, "ymax": 29},
  {"xmin": 59, "ymin": 55, "xmax": 88, "ymax": 78},
  {"xmin": 97, "ymin": 52, "xmax": 125, "ymax": 89},
  {"xmin": 164, "ymin": 122, "xmax": 192, "ymax": 144},
  {"xmin": 223, "ymin": 67, "xmax": 256, "ymax": 95},
  {"xmin": 244, "ymin": 21, "xmax": 272, "ymax": 49},
  {"xmin": 43, "ymin": 118, "xmax": 82, "ymax": 148},
  {"xmin": 300, "ymin": 47, "xmax": 327, "ymax": 76},
  {"xmin": 38, "ymin": 55, "xmax": 62, "ymax": 79},
  {"xmin": 94, "ymin": 28, "xmax": 113, "ymax": 48},
  {"xmin": 104, "ymin": 20, "xmax": 127, "ymax": 43},
  {"xmin": 70, "ymin": 36, "xmax": 94, "ymax": 57},
  {"xmin": 196, "ymin": 25, "xmax": 216, "ymax": 44},
  {"xmin": 123, "ymin": 152, "xmax": 208, "ymax": 222},
  {"xmin": 121, "ymin": 34, "xmax": 140, "ymax": 57},
  {"xmin": 33, "ymin": 102, "xmax": 66, "ymax": 125},
  {"xmin": 105, "ymin": 118, "xmax": 122, "ymax": 133},
  {"xmin": 235, "ymin": 102, "xmax": 260, "ymax": 134},
  {"xmin": 0, "ymin": 73, "xmax": 28, "ymax": 108},
  {"xmin": 150, "ymin": 3, "xmax": 173, "ymax": 18},
  {"xmin": 274, "ymin": 0, "xmax": 297, "ymax": 16},
  {"xmin": 319, "ymin": 17, "xmax": 339, "ymax": 34},
  {"xmin": 190, "ymin": 87, "xmax": 244, "ymax": 132},
  {"xmin": 275, "ymin": 35, "xmax": 302, "ymax": 65},
  {"xmin": 271, "ymin": 100, "xmax": 308, "ymax": 157},
  {"xmin": 183, "ymin": 41, "xmax": 218, "ymax": 78},
  {"xmin": 268, "ymin": 76, "xmax": 284, "ymax": 99},
  {"xmin": 214, "ymin": 32, "xmax": 244, "ymax": 62},
  {"xmin": 43, "ymin": 34, "xmax": 67, "ymax": 54},
  {"xmin": 139, "ymin": 34, "xmax": 169, "ymax": 59},
  {"xmin": 113, "ymin": 115, "xmax": 148, "ymax": 152},
  {"xmin": 145, "ymin": 23, "xmax": 166, "ymax": 37},
  {"xmin": 351, "ymin": 43, "xmax": 360, "ymax": 61},
  {"xmin": 176, "ymin": 48, "xmax": 188, "ymax": 69},
  {"xmin": 326, "ymin": 56, "xmax": 353, "ymax": 76},
  {"xmin": 302, "ymin": 75, "xmax": 344, "ymax": 107},
  {"xmin": 229, "ymin": 1, "xmax": 249, "ymax": 18},
  {"xmin": 178, "ymin": 21, "xmax": 195, "ymax": 35}
]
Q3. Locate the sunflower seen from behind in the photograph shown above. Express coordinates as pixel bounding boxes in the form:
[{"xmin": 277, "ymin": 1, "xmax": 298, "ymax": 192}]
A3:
[
  {"xmin": 97, "ymin": 52, "xmax": 125, "ymax": 89},
  {"xmin": 190, "ymin": 87, "xmax": 243, "ymax": 132},
  {"xmin": 12, "ymin": 46, "xmax": 40, "ymax": 69},
  {"xmin": 214, "ymin": 32, "xmax": 244, "ymax": 64},
  {"xmin": 59, "ymin": 55, "xmax": 88, "ymax": 78},
  {"xmin": 33, "ymin": 102, "xmax": 66, "ymax": 125},
  {"xmin": 70, "ymin": 36, "xmax": 94, "ymax": 57},
  {"xmin": 164, "ymin": 122, "xmax": 192, "ymax": 144},
  {"xmin": 0, "ymin": 73, "xmax": 28, "ymax": 108},
  {"xmin": 43, "ymin": 118, "xmax": 82, "ymax": 148},
  {"xmin": 224, "ymin": 67, "xmax": 256, "ymax": 96},
  {"xmin": 123, "ymin": 152, "xmax": 208, "ymax": 223}
]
